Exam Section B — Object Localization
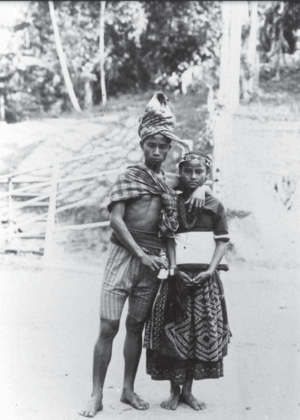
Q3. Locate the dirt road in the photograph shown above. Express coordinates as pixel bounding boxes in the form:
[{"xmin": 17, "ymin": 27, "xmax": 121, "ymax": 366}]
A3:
[{"xmin": 1, "ymin": 258, "xmax": 300, "ymax": 420}]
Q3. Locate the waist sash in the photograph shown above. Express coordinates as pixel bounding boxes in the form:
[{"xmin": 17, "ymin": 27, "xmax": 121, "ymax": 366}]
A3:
[{"xmin": 111, "ymin": 229, "xmax": 164, "ymax": 251}]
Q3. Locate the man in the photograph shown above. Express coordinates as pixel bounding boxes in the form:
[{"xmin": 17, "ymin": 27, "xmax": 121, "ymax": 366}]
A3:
[{"xmin": 79, "ymin": 93, "xmax": 208, "ymax": 417}]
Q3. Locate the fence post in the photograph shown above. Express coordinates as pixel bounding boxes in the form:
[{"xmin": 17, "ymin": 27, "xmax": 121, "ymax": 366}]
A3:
[
  {"xmin": 44, "ymin": 154, "xmax": 60, "ymax": 263},
  {"xmin": 7, "ymin": 178, "xmax": 14, "ymax": 247}
]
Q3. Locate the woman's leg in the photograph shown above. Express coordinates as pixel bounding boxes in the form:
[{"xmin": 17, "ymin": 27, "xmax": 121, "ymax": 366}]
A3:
[
  {"xmin": 181, "ymin": 374, "xmax": 206, "ymax": 410},
  {"xmin": 160, "ymin": 381, "xmax": 181, "ymax": 410}
]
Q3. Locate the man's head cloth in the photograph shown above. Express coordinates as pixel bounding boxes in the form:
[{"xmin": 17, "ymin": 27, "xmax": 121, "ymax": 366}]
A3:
[{"xmin": 138, "ymin": 92, "xmax": 189, "ymax": 151}]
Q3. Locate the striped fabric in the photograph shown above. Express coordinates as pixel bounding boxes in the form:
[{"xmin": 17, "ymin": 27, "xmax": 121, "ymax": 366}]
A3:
[{"xmin": 100, "ymin": 242, "xmax": 160, "ymax": 321}]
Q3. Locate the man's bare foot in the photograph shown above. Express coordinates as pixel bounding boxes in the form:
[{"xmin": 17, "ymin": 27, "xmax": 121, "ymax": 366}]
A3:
[
  {"xmin": 78, "ymin": 393, "xmax": 103, "ymax": 418},
  {"xmin": 120, "ymin": 390, "xmax": 149, "ymax": 410},
  {"xmin": 160, "ymin": 385, "xmax": 180, "ymax": 410},
  {"xmin": 181, "ymin": 389, "xmax": 206, "ymax": 411}
]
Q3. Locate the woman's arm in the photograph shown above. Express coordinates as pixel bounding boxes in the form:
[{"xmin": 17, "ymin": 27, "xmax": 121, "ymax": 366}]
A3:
[
  {"xmin": 166, "ymin": 237, "xmax": 192, "ymax": 284},
  {"xmin": 207, "ymin": 241, "xmax": 227, "ymax": 276},
  {"xmin": 193, "ymin": 241, "xmax": 227, "ymax": 284},
  {"xmin": 166, "ymin": 237, "xmax": 176, "ymax": 267}
]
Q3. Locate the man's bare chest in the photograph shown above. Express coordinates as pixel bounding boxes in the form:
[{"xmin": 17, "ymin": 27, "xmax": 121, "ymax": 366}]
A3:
[{"xmin": 126, "ymin": 194, "xmax": 162, "ymax": 214}]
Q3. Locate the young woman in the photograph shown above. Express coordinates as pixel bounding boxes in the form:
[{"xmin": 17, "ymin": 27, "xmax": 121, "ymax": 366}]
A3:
[{"xmin": 144, "ymin": 151, "xmax": 231, "ymax": 411}]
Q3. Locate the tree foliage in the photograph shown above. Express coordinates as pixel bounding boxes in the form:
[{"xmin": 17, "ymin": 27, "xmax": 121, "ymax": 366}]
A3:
[
  {"xmin": 260, "ymin": 1, "xmax": 300, "ymax": 56},
  {"xmin": 1, "ymin": 0, "xmax": 299, "ymax": 122},
  {"xmin": 2, "ymin": 0, "xmax": 222, "ymax": 120}
]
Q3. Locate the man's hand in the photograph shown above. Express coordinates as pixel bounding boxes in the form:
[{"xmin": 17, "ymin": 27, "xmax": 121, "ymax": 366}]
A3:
[
  {"xmin": 186, "ymin": 185, "xmax": 209, "ymax": 213},
  {"xmin": 193, "ymin": 271, "xmax": 212, "ymax": 285},
  {"xmin": 139, "ymin": 254, "xmax": 168, "ymax": 272}
]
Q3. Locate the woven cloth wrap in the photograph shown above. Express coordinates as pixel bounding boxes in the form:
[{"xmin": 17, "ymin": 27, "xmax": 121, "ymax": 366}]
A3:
[
  {"xmin": 138, "ymin": 92, "xmax": 189, "ymax": 151},
  {"xmin": 108, "ymin": 163, "xmax": 178, "ymax": 238}
]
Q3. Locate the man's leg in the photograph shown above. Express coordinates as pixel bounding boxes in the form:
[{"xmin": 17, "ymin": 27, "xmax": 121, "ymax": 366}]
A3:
[
  {"xmin": 79, "ymin": 318, "xmax": 119, "ymax": 417},
  {"xmin": 120, "ymin": 314, "xmax": 149, "ymax": 409}
]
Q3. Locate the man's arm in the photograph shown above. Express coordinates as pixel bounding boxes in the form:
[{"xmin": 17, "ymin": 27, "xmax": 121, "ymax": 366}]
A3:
[
  {"xmin": 165, "ymin": 173, "xmax": 213, "ymax": 190},
  {"xmin": 165, "ymin": 173, "xmax": 181, "ymax": 189},
  {"xmin": 165, "ymin": 172, "xmax": 213, "ymax": 211},
  {"xmin": 110, "ymin": 202, "xmax": 167, "ymax": 272},
  {"xmin": 185, "ymin": 184, "xmax": 213, "ymax": 212}
]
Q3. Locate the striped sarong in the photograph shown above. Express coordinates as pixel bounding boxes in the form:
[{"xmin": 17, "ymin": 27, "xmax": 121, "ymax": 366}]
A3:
[{"xmin": 100, "ymin": 230, "xmax": 165, "ymax": 321}]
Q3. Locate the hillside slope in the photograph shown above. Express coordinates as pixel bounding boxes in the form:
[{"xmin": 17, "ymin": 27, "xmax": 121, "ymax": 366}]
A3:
[{"xmin": 0, "ymin": 79, "xmax": 299, "ymax": 266}]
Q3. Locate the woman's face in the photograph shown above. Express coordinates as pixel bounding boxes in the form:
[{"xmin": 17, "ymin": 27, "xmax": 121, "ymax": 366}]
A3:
[{"xmin": 180, "ymin": 160, "xmax": 207, "ymax": 190}]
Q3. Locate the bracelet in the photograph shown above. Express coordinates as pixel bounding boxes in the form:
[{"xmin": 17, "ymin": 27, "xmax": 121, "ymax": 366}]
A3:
[{"xmin": 169, "ymin": 265, "xmax": 176, "ymax": 276}]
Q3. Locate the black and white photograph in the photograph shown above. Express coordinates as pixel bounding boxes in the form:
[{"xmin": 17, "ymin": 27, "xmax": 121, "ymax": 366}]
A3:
[{"xmin": 0, "ymin": 1, "xmax": 299, "ymax": 419}]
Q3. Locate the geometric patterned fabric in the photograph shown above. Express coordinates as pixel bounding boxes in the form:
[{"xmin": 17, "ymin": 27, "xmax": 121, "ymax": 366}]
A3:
[{"xmin": 144, "ymin": 270, "xmax": 231, "ymax": 384}]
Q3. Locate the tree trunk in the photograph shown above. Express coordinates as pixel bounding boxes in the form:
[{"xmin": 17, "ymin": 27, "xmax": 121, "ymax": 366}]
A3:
[
  {"xmin": 244, "ymin": 0, "xmax": 259, "ymax": 100},
  {"xmin": 228, "ymin": 3, "xmax": 243, "ymax": 109},
  {"xmin": 215, "ymin": 1, "xmax": 243, "ymax": 201},
  {"xmin": 0, "ymin": 94, "xmax": 5, "ymax": 121},
  {"xmin": 48, "ymin": 1, "xmax": 81, "ymax": 113},
  {"xmin": 219, "ymin": 1, "xmax": 243, "ymax": 111},
  {"xmin": 99, "ymin": 1, "xmax": 107, "ymax": 108},
  {"xmin": 218, "ymin": 1, "xmax": 231, "ymax": 107},
  {"xmin": 84, "ymin": 80, "xmax": 93, "ymax": 109}
]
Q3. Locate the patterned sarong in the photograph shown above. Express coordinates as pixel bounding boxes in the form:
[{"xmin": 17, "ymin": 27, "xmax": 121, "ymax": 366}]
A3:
[
  {"xmin": 108, "ymin": 164, "xmax": 178, "ymax": 238},
  {"xmin": 144, "ymin": 269, "xmax": 231, "ymax": 384}
]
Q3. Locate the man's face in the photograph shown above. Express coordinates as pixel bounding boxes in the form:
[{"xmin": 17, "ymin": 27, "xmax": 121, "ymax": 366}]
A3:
[
  {"xmin": 180, "ymin": 160, "xmax": 208, "ymax": 190},
  {"xmin": 141, "ymin": 134, "xmax": 171, "ymax": 165}
]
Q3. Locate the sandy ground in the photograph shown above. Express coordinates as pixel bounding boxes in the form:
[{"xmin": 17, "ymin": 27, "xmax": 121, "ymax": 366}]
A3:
[{"xmin": 1, "ymin": 257, "xmax": 300, "ymax": 420}]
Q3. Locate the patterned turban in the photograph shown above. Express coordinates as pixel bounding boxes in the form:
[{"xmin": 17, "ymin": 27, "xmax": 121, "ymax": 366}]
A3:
[{"xmin": 138, "ymin": 92, "xmax": 189, "ymax": 151}]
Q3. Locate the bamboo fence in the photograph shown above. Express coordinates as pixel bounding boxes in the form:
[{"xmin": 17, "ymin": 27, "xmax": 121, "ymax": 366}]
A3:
[{"xmin": 0, "ymin": 146, "xmax": 123, "ymax": 256}]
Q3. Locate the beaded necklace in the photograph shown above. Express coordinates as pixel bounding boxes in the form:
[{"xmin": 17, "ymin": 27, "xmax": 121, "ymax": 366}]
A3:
[{"xmin": 178, "ymin": 193, "xmax": 200, "ymax": 229}]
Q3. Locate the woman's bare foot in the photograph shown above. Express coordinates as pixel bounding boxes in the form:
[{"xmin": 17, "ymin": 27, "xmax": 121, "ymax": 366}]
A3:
[
  {"xmin": 78, "ymin": 392, "xmax": 103, "ymax": 417},
  {"xmin": 120, "ymin": 390, "xmax": 149, "ymax": 410},
  {"xmin": 160, "ymin": 385, "xmax": 181, "ymax": 410},
  {"xmin": 181, "ymin": 389, "xmax": 206, "ymax": 410}
]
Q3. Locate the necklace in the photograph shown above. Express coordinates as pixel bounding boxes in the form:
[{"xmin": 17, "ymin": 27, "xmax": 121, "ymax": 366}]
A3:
[
  {"xmin": 178, "ymin": 194, "xmax": 199, "ymax": 229},
  {"xmin": 160, "ymin": 169, "xmax": 166, "ymax": 182}
]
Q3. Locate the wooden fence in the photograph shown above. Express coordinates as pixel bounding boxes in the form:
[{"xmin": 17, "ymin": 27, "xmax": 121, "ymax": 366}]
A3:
[{"xmin": 0, "ymin": 146, "xmax": 123, "ymax": 257}]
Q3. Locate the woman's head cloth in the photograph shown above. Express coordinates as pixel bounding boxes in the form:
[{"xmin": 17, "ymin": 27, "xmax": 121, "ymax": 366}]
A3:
[{"xmin": 178, "ymin": 151, "xmax": 211, "ymax": 170}]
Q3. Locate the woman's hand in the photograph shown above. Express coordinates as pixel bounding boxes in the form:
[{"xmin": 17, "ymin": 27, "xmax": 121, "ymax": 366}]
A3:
[
  {"xmin": 174, "ymin": 267, "xmax": 193, "ymax": 286},
  {"xmin": 193, "ymin": 271, "xmax": 212, "ymax": 285}
]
